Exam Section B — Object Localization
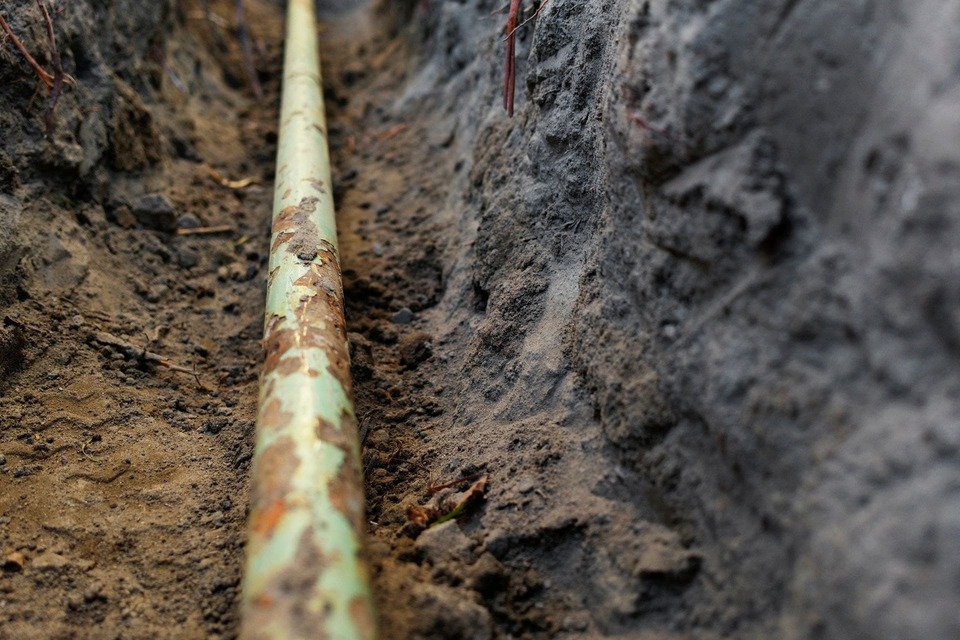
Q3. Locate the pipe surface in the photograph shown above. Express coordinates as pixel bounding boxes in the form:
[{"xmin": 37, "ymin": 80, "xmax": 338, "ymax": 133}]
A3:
[{"xmin": 240, "ymin": 0, "xmax": 376, "ymax": 638}]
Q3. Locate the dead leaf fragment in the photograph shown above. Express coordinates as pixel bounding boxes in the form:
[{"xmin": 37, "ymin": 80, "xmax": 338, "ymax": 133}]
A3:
[
  {"xmin": 204, "ymin": 165, "xmax": 258, "ymax": 190},
  {"xmin": 406, "ymin": 505, "xmax": 440, "ymax": 528},
  {"xmin": 406, "ymin": 474, "xmax": 489, "ymax": 529}
]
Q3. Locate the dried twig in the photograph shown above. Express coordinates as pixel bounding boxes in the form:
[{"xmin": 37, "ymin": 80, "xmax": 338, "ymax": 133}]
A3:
[
  {"xmin": 504, "ymin": 0, "xmax": 551, "ymax": 40},
  {"xmin": 91, "ymin": 331, "xmax": 202, "ymax": 377},
  {"xmin": 0, "ymin": 12, "xmax": 55, "ymax": 88},
  {"xmin": 376, "ymin": 123, "xmax": 408, "ymax": 142},
  {"xmin": 502, "ymin": 0, "xmax": 552, "ymax": 116},
  {"xmin": 175, "ymin": 224, "xmax": 233, "ymax": 236},
  {"xmin": 35, "ymin": 0, "xmax": 66, "ymax": 134},
  {"xmin": 205, "ymin": 164, "xmax": 259, "ymax": 189},
  {"xmin": 427, "ymin": 472, "xmax": 485, "ymax": 494},
  {"xmin": 503, "ymin": 0, "xmax": 521, "ymax": 116},
  {"xmin": 235, "ymin": 0, "xmax": 262, "ymax": 100}
]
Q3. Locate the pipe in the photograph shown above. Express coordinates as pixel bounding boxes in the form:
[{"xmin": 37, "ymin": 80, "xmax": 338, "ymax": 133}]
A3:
[{"xmin": 240, "ymin": 1, "xmax": 377, "ymax": 638}]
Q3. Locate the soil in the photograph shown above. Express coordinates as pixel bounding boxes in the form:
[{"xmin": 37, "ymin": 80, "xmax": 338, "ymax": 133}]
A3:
[{"xmin": 2, "ymin": 1, "xmax": 959, "ymax": 639}]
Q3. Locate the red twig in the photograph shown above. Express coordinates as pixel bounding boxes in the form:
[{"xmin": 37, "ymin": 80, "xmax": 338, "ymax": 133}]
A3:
[
  {"xmin": 503, "ymin": 0, "xmax": 521, "ymax": 116},
  {"xmin": 504, "ymin": 0, "xmax": 551, "ymax": 40},
  {"xmin": 427, "ymin": 473, "xmax": 485, "ymax": 494},
  {"xmin": 0, "ymin": 11, "xmax": 54, "ymax": 89},
  {"xmin": 35, "ymin": 0, "xmax": 65, "ymax": 134},
  {"xmin": 235, "ymin": 0, "xmax": 262, "ymax": 100}
]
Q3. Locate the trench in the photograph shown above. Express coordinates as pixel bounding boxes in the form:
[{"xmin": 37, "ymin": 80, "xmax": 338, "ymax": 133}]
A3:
[{"xmin": 4, "ymin": 0, "xmax": 955, "ymax": 638}]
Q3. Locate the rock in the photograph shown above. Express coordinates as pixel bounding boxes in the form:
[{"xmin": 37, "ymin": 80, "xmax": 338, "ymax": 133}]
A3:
[
  {"xmin": 177, "ymin": 247, "xmax": 199, "ymax": 269},
  {"xmin": 391, "ymin": 307, "xmax": 415, "ymax": 325},
  {"xmin": 132, "ymin": 194, "xmax": 177, "ymax": 231},
  {"xmin": 177, "ymin": 213, "xmax": 201, "ymax": 229}
]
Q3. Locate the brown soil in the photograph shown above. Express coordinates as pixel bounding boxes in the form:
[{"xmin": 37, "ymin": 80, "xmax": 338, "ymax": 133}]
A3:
[{"xmin": 0, "ymin": 1, "xmax": 283, "ymax": 637}]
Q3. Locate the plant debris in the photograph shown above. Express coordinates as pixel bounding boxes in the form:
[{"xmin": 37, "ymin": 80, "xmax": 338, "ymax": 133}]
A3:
[{"xmin": 406, "ymin": 474, "xmax": 489, "ymax": 530}]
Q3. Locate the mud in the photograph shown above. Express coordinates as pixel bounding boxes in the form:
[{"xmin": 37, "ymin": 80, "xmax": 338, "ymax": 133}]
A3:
[{"xmin": 2, "ymin": 0, "xmax": 959, "ymax": 639}]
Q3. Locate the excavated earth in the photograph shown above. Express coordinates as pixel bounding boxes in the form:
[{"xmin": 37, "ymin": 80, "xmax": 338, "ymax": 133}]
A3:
[{"xmin": 2, "ymin": 0, "xmax": 959, "ymax": 639}]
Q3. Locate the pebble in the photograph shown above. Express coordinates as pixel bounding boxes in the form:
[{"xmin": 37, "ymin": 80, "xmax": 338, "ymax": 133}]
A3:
[
  {"xmin": 132, "ymin": 194, "xmax": 177, "ymax": 231},
  {"xmin": 391, "ymin": 307, "xmax": 416, "ymax": 325},
  {"xmin": 177, "ymin": 247, "xmax": 199, "ymax": 269},
  {"xmin": 177, "ymin": 213, "xmax": 201, "ymax": 229}
]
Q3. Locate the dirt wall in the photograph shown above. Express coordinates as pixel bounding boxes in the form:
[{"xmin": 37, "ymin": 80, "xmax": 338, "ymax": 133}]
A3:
[{"xmin": 372, "ymin": 0, "xmax": 960, "ymax": 638}]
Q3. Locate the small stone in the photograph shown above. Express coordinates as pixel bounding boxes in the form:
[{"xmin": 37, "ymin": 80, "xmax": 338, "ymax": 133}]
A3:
[
  {"xmin": 0, "ymin": 454, "xmax": 6, "ymax": 466},
  {"xmin": 372, "ymin": 243, "xmax": 384, "ymax": 257},
  {"xmin": 177, "ymin": 213, "xmax": 201, "ymax": 229},
  {"xmin": 68, "ymin": 314, "xmax": 85, "ymax": 329},
  {"xmin": 177, "ymin": 247, "xmax": 199, "ymax": 269},
  {"xmin": 132, "ymin": 194, "xmax": 177, "ymax": 231},
  {"xmin": 391, "ymin": 307, "xmax": 416, "ymax": 325}
]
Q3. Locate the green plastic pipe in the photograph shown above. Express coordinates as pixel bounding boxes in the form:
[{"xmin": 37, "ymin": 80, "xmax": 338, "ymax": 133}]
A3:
[{"xmin": 240, "ymin": 0, "xmax": 376, "ymax": 638}]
